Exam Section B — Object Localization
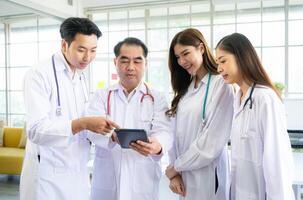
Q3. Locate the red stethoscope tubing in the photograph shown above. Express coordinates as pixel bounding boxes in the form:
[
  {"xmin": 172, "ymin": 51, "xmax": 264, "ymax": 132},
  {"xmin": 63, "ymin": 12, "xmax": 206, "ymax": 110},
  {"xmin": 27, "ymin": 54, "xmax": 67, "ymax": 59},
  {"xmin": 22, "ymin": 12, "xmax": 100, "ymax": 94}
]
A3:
[{"xmin": 106, "ymin": 83, "xmax": 154, "ymax": 115}]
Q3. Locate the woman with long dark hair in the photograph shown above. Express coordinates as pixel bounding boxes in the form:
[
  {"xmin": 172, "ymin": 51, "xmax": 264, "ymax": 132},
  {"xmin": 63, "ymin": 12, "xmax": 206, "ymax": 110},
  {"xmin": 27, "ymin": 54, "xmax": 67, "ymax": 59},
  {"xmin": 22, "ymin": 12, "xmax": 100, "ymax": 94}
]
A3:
[
  {"xmin": 165, "ymin": 28, "xmax": 234, "ymax": 200},
  {"xmin": 216, "ymin": 33, "xmax": 294, "ymax": 200}
]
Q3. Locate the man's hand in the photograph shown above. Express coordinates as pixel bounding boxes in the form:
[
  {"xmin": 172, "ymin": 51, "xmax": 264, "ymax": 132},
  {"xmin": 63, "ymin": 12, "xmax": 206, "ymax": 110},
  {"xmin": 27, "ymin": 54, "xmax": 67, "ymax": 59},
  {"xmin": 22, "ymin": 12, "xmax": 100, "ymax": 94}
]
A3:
[
  {"xmin": 165, "ymin": 165, "xmax": 178, "ymax": 180},
  {"xmin": 111, "ymin": 132, "xmax": 119, "ymax": 143},
  {"xmin": 72, "ymin": 117, "xmax": 119, "ymax": 135},
  {"xmin": 85, "ymin": 117, "xmax": 119, "ymax": 134},
  {"xmin": 130, "ymin": 137, "xmax": 162, "ymax": 156},
  {"xmin": 169, "ymin": 174, "xmax": 186, "ymax": 197}
]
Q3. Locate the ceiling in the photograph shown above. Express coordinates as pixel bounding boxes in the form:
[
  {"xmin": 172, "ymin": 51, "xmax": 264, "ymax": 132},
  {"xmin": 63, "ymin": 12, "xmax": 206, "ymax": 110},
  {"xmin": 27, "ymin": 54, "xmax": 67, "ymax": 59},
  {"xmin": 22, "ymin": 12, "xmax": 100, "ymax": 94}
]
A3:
[
  {"xmin": 0, "ymin": 0, "xmax": 169, "ymax": 20},
  {"xmin": 0, "ymin": 0, "xmax": 35, "ymax": 19},
  {"xmin": 82, "ymin": 0, "xmax": 176, "ymax": 8},
  {"xmin": 0, "ymin": 0, "xmax": 241, "ymax": 20}
]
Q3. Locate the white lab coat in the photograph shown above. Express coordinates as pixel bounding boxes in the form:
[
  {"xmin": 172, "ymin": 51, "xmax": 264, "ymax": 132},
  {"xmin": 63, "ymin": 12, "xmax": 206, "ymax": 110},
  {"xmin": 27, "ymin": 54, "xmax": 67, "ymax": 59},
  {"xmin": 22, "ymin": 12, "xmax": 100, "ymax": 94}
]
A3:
[
  {"xmin": 169, "ymin": 75, "xmax": 234, "ymax": 200},
  {"xmin": 86, "ymin": 82, "xmax": 172, "ymax": 200},
  {"xmin": 20, "ymin": 52, "xmax": 91, "ymax": 200},
  {"xmin": 230, "ymin": 85, "xmax": 295, "ymax": 200}
]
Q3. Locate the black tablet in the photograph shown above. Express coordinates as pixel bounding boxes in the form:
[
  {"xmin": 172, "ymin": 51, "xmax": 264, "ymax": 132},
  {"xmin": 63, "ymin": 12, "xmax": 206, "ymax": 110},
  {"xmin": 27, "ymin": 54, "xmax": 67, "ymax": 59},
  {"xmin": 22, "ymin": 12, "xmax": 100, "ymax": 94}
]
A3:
[{"xmin": 115, "ymin": 129, "xmax": 148, "ymax": 149}]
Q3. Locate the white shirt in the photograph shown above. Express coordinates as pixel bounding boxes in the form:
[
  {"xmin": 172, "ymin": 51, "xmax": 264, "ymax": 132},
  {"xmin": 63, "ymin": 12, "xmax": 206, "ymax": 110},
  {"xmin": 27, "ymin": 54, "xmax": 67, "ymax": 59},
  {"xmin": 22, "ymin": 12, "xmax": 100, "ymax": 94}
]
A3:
[
  {"xmin": 87, "ymin": 82, "xmax": 172, "ymax": 200},
  {"xmin": 230, "ymin": 85, "xmax": 295, "ymax": 200},
  {"xmin": 169, "ymin": 74, "xmax": 234, "ymax": 200}
]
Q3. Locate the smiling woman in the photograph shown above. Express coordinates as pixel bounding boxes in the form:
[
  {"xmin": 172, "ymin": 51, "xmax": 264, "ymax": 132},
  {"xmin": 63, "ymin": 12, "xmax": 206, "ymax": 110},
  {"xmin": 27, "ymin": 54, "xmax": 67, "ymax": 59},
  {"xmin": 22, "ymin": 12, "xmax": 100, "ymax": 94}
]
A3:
[{"xmin": 165, "ymin": 28, "xmax": 234, "ymax": 200}]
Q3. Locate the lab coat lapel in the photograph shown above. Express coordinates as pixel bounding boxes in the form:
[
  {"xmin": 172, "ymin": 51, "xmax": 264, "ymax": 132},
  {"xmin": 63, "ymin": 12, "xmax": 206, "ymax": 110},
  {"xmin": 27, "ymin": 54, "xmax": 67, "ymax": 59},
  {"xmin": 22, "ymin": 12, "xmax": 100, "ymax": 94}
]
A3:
[{"xmin": 233, "ymin": 86, "xmax": 254, "ymax": 118}]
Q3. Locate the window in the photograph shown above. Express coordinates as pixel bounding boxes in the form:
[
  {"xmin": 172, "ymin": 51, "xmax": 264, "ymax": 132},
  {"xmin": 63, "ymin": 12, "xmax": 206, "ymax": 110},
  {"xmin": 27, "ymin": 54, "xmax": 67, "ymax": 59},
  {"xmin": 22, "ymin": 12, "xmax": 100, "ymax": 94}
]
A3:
[
  {"xmin": 88, "ymin": 0, "xmax": 303, "ymax": 100},
  {"xmin": 3, "ymin": 0, "xmax": 303, "ymax": 125},
  {"xmin": 0, "ymin": 24, "xmax": 6, "ymax": 122},
  {"xmin": 288, "ymin": 0, "xmax": 303, "ymax": 96},
  {"xmin": 1, "ymin": 16, "xmax": 61, "ymax": 126}
]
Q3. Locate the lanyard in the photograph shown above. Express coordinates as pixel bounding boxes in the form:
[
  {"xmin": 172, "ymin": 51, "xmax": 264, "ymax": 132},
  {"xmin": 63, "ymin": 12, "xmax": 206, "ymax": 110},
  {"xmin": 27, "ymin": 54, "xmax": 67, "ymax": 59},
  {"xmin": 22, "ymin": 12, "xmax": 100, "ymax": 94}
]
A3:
[{"xmin": 202, "ymin": 73, "xmax": 212, "ymax": 123}]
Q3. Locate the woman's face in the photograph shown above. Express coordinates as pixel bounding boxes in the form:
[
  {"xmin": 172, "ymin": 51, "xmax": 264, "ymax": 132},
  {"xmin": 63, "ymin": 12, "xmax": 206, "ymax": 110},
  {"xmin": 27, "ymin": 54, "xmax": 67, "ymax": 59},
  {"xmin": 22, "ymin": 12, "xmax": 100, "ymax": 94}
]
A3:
[
  {"xmin": 174, "ymin": 43, "xmax": 204, "ymax": 76},
  {"xmin": 215, "ymin": 48, "xmax": 241, "ymax": 85}
]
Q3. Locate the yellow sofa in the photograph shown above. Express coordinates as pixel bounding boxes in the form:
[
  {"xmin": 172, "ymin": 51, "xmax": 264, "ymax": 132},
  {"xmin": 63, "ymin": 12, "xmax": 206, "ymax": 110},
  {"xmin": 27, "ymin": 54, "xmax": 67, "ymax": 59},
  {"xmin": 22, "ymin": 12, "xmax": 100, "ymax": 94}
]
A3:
[{"xmin": 0, "ymin": 127, "xmax": 25, "ymax": 175}]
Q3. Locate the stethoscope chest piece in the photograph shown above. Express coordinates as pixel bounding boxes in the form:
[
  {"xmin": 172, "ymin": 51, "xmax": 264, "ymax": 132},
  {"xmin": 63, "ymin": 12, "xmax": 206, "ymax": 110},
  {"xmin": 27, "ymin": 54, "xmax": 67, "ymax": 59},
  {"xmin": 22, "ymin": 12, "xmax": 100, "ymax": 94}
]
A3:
[
  {"xmin": 56, "ymin": 107, "xmax": 62, "ymax": 116},
  {"xmin": 201, "ymin": 119, "xmax": 206, "ymax": 128}
]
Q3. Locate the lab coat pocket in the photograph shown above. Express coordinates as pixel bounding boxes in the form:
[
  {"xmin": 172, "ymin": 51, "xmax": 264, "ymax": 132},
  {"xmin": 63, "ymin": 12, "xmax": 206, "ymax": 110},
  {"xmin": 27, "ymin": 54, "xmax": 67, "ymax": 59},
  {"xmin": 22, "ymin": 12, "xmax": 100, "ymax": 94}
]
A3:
[
  {"xmin": 37, "ymin": 165, "xmax": 67, "ymax": 200},
  {"xmin": 140, "ymin": 120, "xmax": 152, "ymax": 136},
  {"xmin": 92, "ymin": 156, "xmax": 116, "ymax": 190},
  {"xmin": 140, "ymin": 112, "xmax": 153, "ymax": 135},
  {"xmin": 239, "ymin": 130, "xmax": 262, "ymax": 164},
  {"xmin": 140, "ymin": 103, "xmax": 153, "ymax": 130},
  {"xmin": 133, "ymin": 160, "xmax": 161, "ymax": 195},
  {"xmin": 235, "ymin": 187, "xmax": 258, "ymax": 200}
]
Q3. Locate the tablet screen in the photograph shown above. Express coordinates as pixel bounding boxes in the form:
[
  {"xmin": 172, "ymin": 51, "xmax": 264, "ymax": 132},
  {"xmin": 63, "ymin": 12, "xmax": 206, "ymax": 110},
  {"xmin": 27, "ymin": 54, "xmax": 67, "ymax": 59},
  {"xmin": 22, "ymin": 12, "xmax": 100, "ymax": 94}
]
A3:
[{"xmin": 115, "ymin": 129, "xmax": 148, "ymax": 148}]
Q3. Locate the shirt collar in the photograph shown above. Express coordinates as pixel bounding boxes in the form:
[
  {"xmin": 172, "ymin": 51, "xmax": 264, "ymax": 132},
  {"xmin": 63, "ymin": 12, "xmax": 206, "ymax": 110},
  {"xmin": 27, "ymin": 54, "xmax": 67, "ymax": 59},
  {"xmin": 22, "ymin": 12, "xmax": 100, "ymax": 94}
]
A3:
[
  {"xmin": 56, "ymin": 51, "xmax": 78, "ymax": 80},
  {"xmin": 108, "ymin": 81, "xmax": 146, "ymax": 93},
  {"xmin": 234, "ymin": 84, "xmax": 255, "ymax": 112},
  {"xmin": 108, "ymin": 82, "xmax": 146, "ymax": 102},
  {"xmin": 188, "ymin": 73, "xmax": 210, "ymax": 92}
]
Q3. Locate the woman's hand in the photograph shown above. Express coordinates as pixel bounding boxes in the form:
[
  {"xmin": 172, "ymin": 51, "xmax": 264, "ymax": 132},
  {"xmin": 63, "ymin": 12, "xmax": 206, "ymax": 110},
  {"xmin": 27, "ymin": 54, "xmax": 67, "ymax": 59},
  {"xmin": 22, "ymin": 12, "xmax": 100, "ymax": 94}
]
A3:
[
  {"xmin": 169, "ymin": 174, "xmax": 186, "ymax": 197},
  {"xmin": 165, "ymin": 165, "xmax": 178, "ymax": 180}
]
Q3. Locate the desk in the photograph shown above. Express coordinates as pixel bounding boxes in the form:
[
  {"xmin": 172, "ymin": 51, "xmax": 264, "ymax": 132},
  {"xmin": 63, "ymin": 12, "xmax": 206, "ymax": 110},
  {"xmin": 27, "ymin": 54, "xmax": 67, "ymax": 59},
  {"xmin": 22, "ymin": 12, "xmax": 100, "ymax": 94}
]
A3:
[
  {"xmin": 293, "ymin": 152, "xmax": 303, "ymax": 200},
  {"xmin": 288, "ymin": 130, "xmax": 303, "ymax": 148}
]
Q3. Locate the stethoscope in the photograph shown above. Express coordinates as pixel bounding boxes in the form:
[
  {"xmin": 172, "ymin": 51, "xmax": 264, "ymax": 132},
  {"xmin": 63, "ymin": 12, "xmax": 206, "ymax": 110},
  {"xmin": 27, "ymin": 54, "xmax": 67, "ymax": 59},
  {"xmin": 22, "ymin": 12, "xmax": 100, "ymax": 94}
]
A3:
[
  {"xmin": 106, "ymin": 82, "xmax": 154, "ymax": 116},
  {"xmin": 176, "ymin": 73, "xmax": 211, "ymax": 153},
  {"xmin": 201, "ymin": 73, "xmax": 212, "ymax": 126},
  {"xmin": 240, "ymin": 82, "xmax": 256, "ymax": 138},
  {"xmin": 52, "ymin": 54, "xmax": 89, "ymax": 116},
  {"xmin": 243, "ymin": 82, "xmax": 256, "ymax": 110}
]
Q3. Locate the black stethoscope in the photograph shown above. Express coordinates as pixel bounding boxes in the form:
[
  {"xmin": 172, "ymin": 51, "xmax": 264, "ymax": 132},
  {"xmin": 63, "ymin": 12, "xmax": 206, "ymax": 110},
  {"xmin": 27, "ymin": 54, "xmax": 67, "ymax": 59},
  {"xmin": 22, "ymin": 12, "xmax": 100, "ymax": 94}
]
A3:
[
  {"xmin": 240, "ymin": 82, "xmax": 256, "ymax": 138},
  {"xmin": 106, "ymin": 82, "xmax": 154, "ymax": 116},
  {"xmin": 243, "ymin": 82, "xmax": 256, "ymax": 109},
  {"xmin": 51, "ymin": 54, "xmax": 89, "ymax": 116}
]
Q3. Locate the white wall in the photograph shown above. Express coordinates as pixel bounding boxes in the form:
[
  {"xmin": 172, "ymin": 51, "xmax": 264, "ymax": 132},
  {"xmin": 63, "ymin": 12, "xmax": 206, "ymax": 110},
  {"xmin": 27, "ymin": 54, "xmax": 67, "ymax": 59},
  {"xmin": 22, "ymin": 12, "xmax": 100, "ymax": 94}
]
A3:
[{"xmin": 284, "ymin": 99, "xmax": 303, "ymax": 130}]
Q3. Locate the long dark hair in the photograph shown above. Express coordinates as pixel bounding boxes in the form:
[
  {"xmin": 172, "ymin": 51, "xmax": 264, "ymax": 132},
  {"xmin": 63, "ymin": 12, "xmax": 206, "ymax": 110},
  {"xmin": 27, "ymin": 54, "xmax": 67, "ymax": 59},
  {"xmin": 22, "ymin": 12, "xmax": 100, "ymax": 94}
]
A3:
[
  {"xmin": 166, "ymin": 28, "xmax": 218, "ymax": 117},
  {"xmin": 216, "ymin": 33, "xmax": 281, "ymax": 99}
]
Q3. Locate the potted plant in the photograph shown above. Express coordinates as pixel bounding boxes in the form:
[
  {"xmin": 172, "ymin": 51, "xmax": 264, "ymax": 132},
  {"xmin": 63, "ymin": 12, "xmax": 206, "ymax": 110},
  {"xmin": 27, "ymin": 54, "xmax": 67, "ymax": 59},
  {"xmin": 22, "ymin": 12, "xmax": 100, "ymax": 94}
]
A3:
[{"xmin": 274, "ymin": 82, "xmax": 285, "ymax": 97}]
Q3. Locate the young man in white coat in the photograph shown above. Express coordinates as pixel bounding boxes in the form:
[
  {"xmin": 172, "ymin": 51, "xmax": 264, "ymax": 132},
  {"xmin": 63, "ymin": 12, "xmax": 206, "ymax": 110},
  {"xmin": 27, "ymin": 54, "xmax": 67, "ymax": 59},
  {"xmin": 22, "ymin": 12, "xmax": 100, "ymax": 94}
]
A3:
[
  {"xmin": 87, "ymin": 37, "xmax": 172, "ymax": 200},
  {"xmin": 20, "ymin": 17, "xmax": 118, "ymax": 200}
]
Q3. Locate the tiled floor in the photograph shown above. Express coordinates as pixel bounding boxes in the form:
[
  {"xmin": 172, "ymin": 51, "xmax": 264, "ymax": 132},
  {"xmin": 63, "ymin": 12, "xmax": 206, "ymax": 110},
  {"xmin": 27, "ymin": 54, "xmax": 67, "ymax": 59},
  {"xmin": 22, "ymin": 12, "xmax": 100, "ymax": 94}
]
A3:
[
  {"xmin": 0, "ymin": 174, "xmax": 177, "ymax": 200},
  {"xmin": 0, "ymin": 174, "xmax": 302, "ymax": 200},
  {"xmin": 0, "ymin": 175, "xmax": 19, "ymax": 200}
]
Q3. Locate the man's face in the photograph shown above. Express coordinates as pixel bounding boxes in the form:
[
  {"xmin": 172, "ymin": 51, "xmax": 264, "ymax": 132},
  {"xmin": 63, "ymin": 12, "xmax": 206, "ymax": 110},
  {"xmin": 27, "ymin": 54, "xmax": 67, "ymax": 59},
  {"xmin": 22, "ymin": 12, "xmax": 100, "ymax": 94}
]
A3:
[
  {"xmin": 61, "ymin": 33, "xmax": 98, "ymax": 71},
  {"xmin": 114, "ymin": 44, "xmax": 147, "ymax": 92}
]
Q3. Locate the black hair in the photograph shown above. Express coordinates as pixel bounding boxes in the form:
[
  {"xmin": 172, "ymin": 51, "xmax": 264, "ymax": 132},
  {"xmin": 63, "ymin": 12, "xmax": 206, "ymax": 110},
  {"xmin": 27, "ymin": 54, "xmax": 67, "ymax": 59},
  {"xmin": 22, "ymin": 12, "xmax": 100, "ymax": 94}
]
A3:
[
  {"xmin": 114, "ymin": 37, "xmax": 148, "ymax": 57},
  {"xmin": 60, "ymin": 17, "xmax": 102, "ymax": 46}
]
